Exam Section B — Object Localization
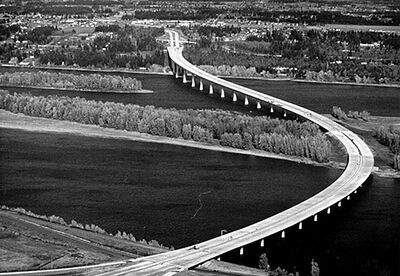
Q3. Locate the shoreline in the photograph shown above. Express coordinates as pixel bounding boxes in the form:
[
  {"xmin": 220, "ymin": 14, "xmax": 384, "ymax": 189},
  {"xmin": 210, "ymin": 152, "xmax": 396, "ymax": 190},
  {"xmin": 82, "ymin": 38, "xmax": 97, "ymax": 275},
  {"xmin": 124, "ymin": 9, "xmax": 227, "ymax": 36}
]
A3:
[
  {"xmin": 2, "ymin": 110, "xmax": 397, "ymax": 177},
  {"xmin": 2, "ymin": 64, "xmax": 399, "ymax": 88},
  {"xmin": 0, "ymin": 109, "xmax": 344, "ymax": 170},
  {"xmin": 0, "ymin": 84, "xmax": 154, "ymax": 94},
  {"xmin": 0, "ymin": 64, "xmax": 172, "ymax": 76}
]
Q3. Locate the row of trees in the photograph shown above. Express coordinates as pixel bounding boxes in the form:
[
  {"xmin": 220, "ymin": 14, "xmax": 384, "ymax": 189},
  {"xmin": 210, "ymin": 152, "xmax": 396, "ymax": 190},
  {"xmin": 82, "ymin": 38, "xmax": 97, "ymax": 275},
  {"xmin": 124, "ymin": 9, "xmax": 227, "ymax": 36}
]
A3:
[
  {"xmin": 0, "ymin": 205, "xmax": 172, "ymax": 250},
  {"xmin": 374, "ymin": 126, "xmax": 400, "ymax": 170},
  {"xmin": 0, "ymin": 92, "xmax": 331, "ymax": 162},
  {"xmin": 0, "ymin": 71, "xmax": 142, "ymax": 91},
  {"xmin": 332, "ymin": 106, "xmax": 370, "ymax": 121}
]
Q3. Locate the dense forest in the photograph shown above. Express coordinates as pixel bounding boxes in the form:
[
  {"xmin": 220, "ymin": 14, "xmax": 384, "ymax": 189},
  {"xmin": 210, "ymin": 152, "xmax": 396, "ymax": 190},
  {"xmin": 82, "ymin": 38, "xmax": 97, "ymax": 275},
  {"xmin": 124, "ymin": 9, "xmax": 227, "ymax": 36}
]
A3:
[
  {"xmin": 0, "ymin": 71, "xmax": 142, "ymax": 91},
  {"xmin": 0, "ymin": 92, "xmax": 331, "ymax": 162},
  {"xmin": 374, "ymin": 126, "xmax": 400, "ymax": 170}
]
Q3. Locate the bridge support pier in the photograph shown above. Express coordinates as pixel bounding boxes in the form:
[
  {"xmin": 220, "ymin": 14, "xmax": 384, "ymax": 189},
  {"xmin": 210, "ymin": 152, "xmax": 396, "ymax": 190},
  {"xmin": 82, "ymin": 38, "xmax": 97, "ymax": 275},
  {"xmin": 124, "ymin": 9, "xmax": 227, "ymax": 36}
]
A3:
[
  {"xmin": 175, "ymin": 69, "xmax": 179, "ymax": 79},
  {"xmin": 191, "ymin": 75, "xmax": 195, "ymax": 87},
  {"xmin": 347, "ymin": 195, "xmax": 351, "ymax": 200},
  {"xmin": 221, "ymin": 88, "xmax": 225, "ymax": 98},
  {"xmin": 260, "ymin": 239, "xmax": 264, "ymax": 247},
  {"xmin": 209, "ymin": 84, "xmax": 213, "ymax": 95},
  {"xmin": 183, "ymin": 71, "xmax": 187, "ymax": 83},
  {"xmin": 244, "ymin": 96, "xmax": 249, "ymax": 106},
  {"xmin": 284, "ymin": 111, "xmax": 287, "ymax": 117},
  {"xmin": 270, "ymin": 106, "xmax": 274, "ymax": 113},
  {"xmin": 239, "ymin": 247, "xmax": 244, "ymax": 255},
  {"xmin": 327, "ymin": 207, "xmax": 331, "ymax": 214},
  {"xmin": 299, "ymin": 222, "xmax": 303, "ymax": 230},
  {"xmin": 338, "ymin": 201, "xmax": 341, "ymax": 207},
  {"xmin": 199, "ymin": 80, "xmax": 204, "ymax": 91},
  {"xmin": 257, "ymin": 102, "xmax": 261, "ymax": 109},
  {"xmin": 281, "ymin": 231, "xmax": 285, "ymax": 238},
  {"xmin": 314, "ymin": 214, "xmax": 318, "ymax": 222},
  {"xmin": 233, "ymin": 92, "xmax": 237, "ymax": 102}
]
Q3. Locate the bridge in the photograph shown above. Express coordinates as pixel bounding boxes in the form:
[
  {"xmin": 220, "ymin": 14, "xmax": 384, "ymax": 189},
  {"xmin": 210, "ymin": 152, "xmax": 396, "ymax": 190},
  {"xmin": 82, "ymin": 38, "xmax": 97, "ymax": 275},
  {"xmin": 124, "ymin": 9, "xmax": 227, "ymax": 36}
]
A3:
[{"xmin": 1, "ymin": 30, "xmax": 374, "ymax": 276}]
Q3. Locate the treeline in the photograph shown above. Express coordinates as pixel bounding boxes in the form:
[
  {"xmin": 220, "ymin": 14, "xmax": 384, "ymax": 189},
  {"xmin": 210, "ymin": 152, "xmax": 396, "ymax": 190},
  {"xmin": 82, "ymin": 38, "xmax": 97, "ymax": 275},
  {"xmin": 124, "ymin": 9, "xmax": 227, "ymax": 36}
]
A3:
[
  {"xmin": 197, "ymin": 26, "xmax": 241, "ymax": 38},
  {"xmin": 198, "ymin": 65, "xmax": 259, "ymax": 78},
  {"xmin": 0, "ymin": 205, "xmax": 172, "ymax": 250},
  {"xmin": 0, "ymin": 92, "xmax": 331, "ymax": 162},
  {"xmin": 332, "ymin": 106, "xmax": 370, "ymax": 121},
  {"xmin": 374, "ymin": 126, "xmax": 400, "ymax": 170},
  {"xmin": 94, "ymin": 24, "xmax": 121, "ymax": 33},
  {"xmin": 0, "ymin": 71, "xmax": 142, "ymax": 91}
]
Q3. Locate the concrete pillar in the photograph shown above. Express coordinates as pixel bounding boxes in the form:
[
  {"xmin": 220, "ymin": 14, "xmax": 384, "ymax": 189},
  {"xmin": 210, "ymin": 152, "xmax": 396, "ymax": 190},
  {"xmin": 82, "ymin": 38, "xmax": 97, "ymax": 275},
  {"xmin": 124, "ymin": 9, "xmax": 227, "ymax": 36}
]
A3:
[
  {"xmin": 338, "ymin": 201, "xmax": 341, "ymax": 207},
  {"xmin": 191, "ymin": 75, "xmax": 195, "ymax": 88},
  {"xmin": 260, "ymin": 239, "xmax": 264, "ymax": 247},
  {"xmin": 175, "ymin": 69, "xmax": 179, "ymax": 79},
  {"xmin": 220, "ymin": 88, "xmax": 225, "ymax": 98},
  {"xmin": 199, "ymin": 79, "xmax": 204, "ymax": 91},
  {"xmin": 347, "ymin": 195, "xmax": 350, "ymax": 200},
  {"xmin": 183, "ymin": 71, "xmax": 187, "ymax": 83},
  {"xmin": 327, "ymin": 207, "xmax": 331, "ymax": 214},
  {"xmin": 314, "ymin": 214, "xmax": 318, "ymax": 222},
  {"xmin": 239, "ymin": 247, "xmax": 244, "ymax": 255},
  {"xmin": 244, "ymin": 96, "xmax": 249, "ymax": 106},
  {"xmin": 257, "ymin": 102, "xmax": 261, "ymax": 109},
  {"xmin": 281, "ymin": 230, "xmax": 285, "ymax": 238},
  {"xmin": 209, "ymin": 84, "xmax": 213, "ymax": 95},
  {"xmin": 354, "ymin": 190, "xmax": 357, "ymax": 194},
  {"xmin": 299, "ymin": 222, "xmax": 303, "ymax": 230},
  {"xmin": 217, "ymin": 257, "xmax": 221, "ymax": 261},
  {"xmin": 284, "ymin": 111, "xmax": 287, "ymax": 117},
  {"xmin": 270, "ymin": 106, "xmax": 274, "ymax": 113},
  {"xmin": 233, "ymin": 92, "xmax": 237, "ymax": 102}
]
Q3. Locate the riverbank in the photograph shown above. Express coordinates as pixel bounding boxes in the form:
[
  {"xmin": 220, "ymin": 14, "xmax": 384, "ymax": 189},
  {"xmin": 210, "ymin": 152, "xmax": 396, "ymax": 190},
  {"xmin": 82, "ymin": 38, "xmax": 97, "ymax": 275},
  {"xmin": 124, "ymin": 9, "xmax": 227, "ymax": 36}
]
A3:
[
  {"xmin": 0, "ymin": 63, "xmax": 172, "ymax": 76},
  {"xmin": 0, "ymin": 207, "xmax": 168, "ymax": 272},
  {"xmin": 0, "ymin": 109, "xmax": 344, "ymax": 170},
  {"xmin": 3, "ymin": 64, "xmax": 399, "ymax": 89},
  {"xmin": 0, "ymin": 84, "xmax": 153, "ymax": 94}
]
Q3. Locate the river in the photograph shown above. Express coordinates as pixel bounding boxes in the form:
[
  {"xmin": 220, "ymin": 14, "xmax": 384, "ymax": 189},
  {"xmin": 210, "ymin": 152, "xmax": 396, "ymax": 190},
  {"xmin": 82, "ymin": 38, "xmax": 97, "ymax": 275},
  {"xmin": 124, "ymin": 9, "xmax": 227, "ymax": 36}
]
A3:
[{"xmin": 0, "ymin": 69, "xmax": 399, "ymax": 276}]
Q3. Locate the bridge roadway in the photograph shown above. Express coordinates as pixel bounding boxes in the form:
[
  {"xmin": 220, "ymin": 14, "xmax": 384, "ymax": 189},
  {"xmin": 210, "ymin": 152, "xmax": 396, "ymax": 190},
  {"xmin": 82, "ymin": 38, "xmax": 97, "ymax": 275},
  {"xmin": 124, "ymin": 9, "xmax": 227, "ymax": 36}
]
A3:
[{"xmin": 1, "ymin": 30, "xmax": 374, "ymax": 276}]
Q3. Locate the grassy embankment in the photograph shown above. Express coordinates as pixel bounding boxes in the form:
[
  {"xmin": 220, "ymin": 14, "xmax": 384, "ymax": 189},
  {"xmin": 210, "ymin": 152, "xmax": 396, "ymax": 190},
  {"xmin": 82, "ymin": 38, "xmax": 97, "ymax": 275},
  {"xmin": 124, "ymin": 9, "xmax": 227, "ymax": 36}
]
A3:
[{"xmin": 0, "ymin": 206, "xmax": 168, "ymax": 272}]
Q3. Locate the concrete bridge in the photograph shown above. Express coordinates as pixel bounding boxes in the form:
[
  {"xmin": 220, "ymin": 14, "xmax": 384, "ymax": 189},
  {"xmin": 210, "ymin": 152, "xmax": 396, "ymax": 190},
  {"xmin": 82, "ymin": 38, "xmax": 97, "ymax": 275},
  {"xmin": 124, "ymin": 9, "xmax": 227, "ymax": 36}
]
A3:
[{"xmin": 1, "ymin": 30, "xmax": 374, "ymax": 276}]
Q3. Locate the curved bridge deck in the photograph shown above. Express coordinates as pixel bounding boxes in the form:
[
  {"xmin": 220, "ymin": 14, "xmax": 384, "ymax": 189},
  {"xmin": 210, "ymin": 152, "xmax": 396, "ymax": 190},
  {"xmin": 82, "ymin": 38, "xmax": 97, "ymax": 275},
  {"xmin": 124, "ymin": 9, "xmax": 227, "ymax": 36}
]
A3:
[
  {"xmin": 94, "ymin": 30, "xmax": 374, "ymax": 275},
  {"xmin": 0, "ymin": 30, "xmax": 374, "ymax": 276}
]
